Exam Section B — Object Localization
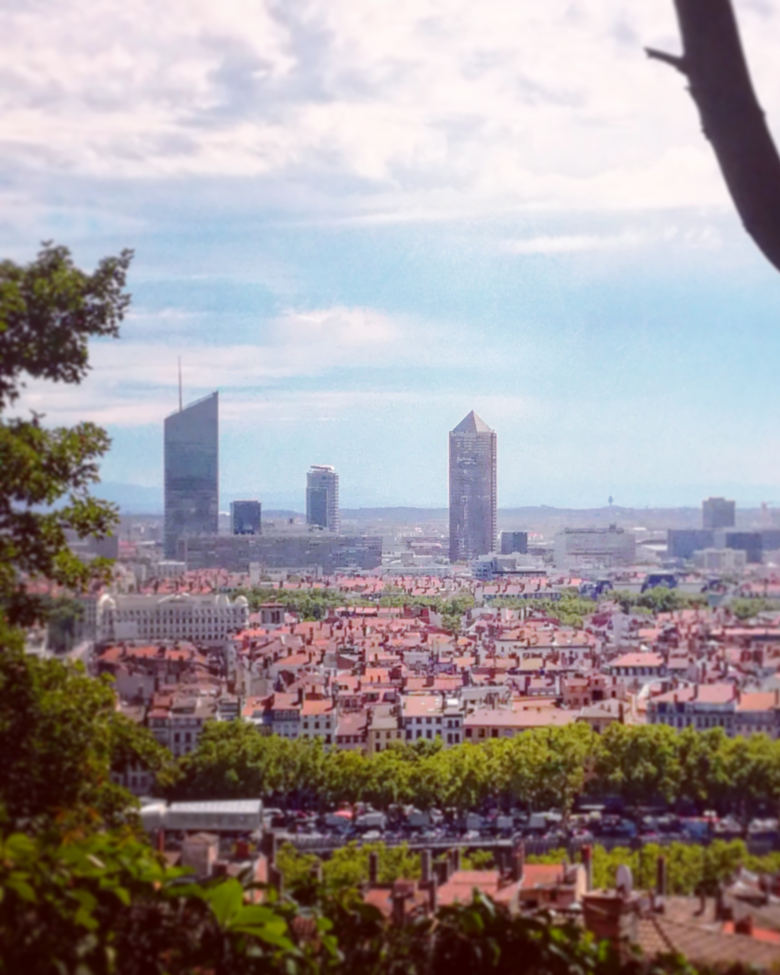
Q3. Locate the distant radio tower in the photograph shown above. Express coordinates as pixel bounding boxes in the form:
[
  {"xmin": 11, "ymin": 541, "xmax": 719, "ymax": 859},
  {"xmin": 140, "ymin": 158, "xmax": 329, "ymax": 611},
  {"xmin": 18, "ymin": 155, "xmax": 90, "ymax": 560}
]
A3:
[{"xmin": 608, "ymin": 495, "xmax": 614, "ymax": 506}]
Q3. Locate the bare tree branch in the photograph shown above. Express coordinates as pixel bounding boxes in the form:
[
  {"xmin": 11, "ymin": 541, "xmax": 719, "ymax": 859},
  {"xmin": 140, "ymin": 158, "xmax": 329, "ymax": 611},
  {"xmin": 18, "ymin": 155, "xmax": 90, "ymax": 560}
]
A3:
[{"xmin": 648, "ymin": 0, "xmax": 780, "ymax": 274}]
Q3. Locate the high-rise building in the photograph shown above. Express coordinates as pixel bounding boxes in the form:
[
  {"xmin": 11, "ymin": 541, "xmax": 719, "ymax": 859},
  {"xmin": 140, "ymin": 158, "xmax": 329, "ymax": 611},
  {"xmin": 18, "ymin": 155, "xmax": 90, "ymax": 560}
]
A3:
[
  {"xmin": 702, "ymin": 496, "xmax": 736, "ymax": 530},
  {"xmin": 164, "ymin": 392, "xmax": 219, "ymax": 559},
  {"xmin": 231, "ymin": 500, "xmax": 262, "ymax": 535},
  {"xmin": 448, "ymin": 410, "xmax": 497, "ymax": 562},
  {"xmin": 306, "ymin": 465, "xmax": 340, "ymax": 531}
]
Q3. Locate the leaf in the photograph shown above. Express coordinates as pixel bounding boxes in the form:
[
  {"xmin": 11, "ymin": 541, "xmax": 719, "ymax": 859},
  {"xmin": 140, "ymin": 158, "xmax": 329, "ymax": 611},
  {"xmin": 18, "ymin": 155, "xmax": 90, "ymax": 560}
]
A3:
[
  {"xmin": 6, "ymin": 872, "xmax": 36, "ymax": 902},
  {"xmin": 204, "ymin": 877, "xmax": 244, "ymax": 926}
]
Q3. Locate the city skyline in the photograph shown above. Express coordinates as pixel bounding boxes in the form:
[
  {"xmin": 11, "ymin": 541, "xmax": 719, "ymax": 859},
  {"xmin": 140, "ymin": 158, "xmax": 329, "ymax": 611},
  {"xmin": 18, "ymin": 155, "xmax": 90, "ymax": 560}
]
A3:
[{"xmin": 6, "ymin": 3, "xmax": 780, "ymax": 509}]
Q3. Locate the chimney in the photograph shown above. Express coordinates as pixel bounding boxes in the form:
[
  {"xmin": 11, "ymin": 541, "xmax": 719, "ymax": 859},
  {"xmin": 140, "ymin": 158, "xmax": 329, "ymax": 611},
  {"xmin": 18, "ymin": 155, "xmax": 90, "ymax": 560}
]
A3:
[
  {"xmin": 368, "ymin": 851, "xmax": 379, "ymax": 886},
  {"xmin": 655, "ymin": 856, "xmax": 667, "ymax": 898},
  {"xmin": 435, "ymin": 858, "xmax": 451, "ymax": 886},
  {"xmin": 511, "ymin": 840, "xmax": 525, "ymax": 883},
  {"xmin": 391, "ymin": 880, "xmax": 414, "ymax": 926},
  {"xmin": 420, "ymin": 849, "xmax": 432, "ymax": 886},
  {"xmin": 582, "ymin": 892, "xmax": 638, "ymax": 958},
  {"xmin": 735, "ymin": 914, "xmax": 754, "ymax": 936},
  {"xmin": 268, "ymin": 864, "xmax": 284, "ymax": 894},
  {"xmin": 581, "ymin": 844, "xmax": 593, "ymax": 891},
  {"xmin": 428, "ymin": 875, "xmax": 438, "ymax": 914}
]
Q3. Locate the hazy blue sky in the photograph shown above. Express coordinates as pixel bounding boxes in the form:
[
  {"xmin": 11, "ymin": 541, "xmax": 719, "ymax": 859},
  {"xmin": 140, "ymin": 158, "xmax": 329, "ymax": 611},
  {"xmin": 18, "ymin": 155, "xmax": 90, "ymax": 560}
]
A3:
[{"xmin": 4, "ymin": 0, "xmax": 780, "ymax": 510}]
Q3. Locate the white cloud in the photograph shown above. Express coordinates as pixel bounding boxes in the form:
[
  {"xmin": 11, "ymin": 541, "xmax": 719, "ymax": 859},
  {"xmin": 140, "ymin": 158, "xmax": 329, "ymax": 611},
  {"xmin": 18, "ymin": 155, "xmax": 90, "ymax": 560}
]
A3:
[
  {"xmin": 3, "ymin": 0, "xmax": 775, "ymax": 218},
  {"xmin": 501, "ymin": 219, "xmax": 724, "ymax": 255},
  {"xmin": 502, "ymin": 230, "xmax": 646, "ymax": 255},
  {"xmin": 12, "ymin": 303, "xmax": 517, "ymax": 426}
]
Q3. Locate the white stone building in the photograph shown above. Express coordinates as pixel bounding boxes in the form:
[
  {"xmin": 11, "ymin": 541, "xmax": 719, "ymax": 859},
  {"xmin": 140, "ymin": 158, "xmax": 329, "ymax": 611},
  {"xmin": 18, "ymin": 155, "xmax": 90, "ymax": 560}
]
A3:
[{"xmin": 96, "ymin": 592, "xmax": 249, "ymax": 644}]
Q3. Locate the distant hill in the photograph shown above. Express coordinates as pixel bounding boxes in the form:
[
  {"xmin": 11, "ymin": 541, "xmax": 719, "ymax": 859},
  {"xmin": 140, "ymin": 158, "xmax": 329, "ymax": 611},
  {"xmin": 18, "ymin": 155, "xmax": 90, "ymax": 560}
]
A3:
[
  {"xmin": 106, "ymin": 484, "xmax": 772, "ymax": 533},
  {"xmin": 98, "ymin": 482, "xmax": 163, "ymax": 513},
  {"xmin": 339, "ymin": 506, "xmax": 707, "ymax": 532}
]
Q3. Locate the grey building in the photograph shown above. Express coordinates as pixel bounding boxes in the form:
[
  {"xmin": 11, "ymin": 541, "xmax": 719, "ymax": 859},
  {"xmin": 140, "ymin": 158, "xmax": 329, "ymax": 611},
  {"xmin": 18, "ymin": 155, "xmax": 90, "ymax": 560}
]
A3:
[
  {"xmin": 500, "ymin": 531, "xmax": 528, "ymax": 555},
  {"xmin": 718, "ymin": 530, "xmax": 763, "ymax": 564},
  {"xmin": 231, "ymin": 500, "xmax": 262, "ymax": 535},
  {"xmin": 164, "ymin": 392, "xmax": 219, "ymax": 559},
  {"xmin": 178, "ymin": 532, "xmax": 382, "ymax": 573},
  {"xmin": 667, "ymin": 529, "xmax": 714, "ymax": 560},
  {"xmin": 702, "ymin": 496, "xmax": 735, "ymax": 530},
  {"xmin": 554, "ymin": 525, "xmax": 636, "ymax": 568},
  {"xmin": 448, "ymin": 410, "xmax": 497, "ymax": 563},
  {"xmin": 306, "ymin": 465, "xmax": 340, "ymax": 531}
]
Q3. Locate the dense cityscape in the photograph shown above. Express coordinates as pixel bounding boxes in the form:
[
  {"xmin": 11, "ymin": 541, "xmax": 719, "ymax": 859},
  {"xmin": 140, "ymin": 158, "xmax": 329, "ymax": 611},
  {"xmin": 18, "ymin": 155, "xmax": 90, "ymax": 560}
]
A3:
[
  {"xmin": 13, "ymin": 384, "xmax": 780, "ymax": 970},
  {"xmin": 7, "ymin": 0, "xmax": 780, "ymax": 970}
]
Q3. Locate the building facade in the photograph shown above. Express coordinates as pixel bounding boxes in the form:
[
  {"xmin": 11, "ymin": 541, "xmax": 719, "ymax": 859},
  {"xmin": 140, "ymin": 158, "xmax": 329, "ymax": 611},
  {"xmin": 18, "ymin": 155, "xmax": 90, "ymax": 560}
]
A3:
[
  {"xmin": 164, "ymin": 392, "xmax": 219, "ymax": 559},
  {"xmin": 96, "ymin": 592, "xmax": 249, "ymax": 644},
  {"xmin": 702, "ymin": 496, "xmax": 736, "ymax": 530},
  {"xmin": 554, "ymin": 525, "xmax": 636, "ymax": 568},
  {"xmin": 231, "ymin": 500, "xmax": 262, "ymax": 535},
  {"xmin": 306, "ymin": 465, "xmax": 340, "ymax": 531},
  {"xmin": 178, "ymin": 532, "xmax": 382, "ymax": 573},
  {"xmin": 500, "ymin": 531, "xmax": 528, "ymax": 555},
  {"xmin": 667, "ymin": 529, "xmax": 714, "ymax": 560},
  {"xmin": 448, "ymin": 411, "xmax": 497, "ymax": 562}
]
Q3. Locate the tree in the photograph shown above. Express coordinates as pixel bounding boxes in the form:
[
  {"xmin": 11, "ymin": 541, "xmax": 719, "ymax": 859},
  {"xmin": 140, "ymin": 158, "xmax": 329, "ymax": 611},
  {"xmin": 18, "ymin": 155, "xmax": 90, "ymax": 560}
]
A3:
[
  {"xmin": 594, "ymin": 724, "xmax": 682, "ymax": 822},
  {"xmin": 0, "ymin": 242, "xmax": 132, "ymax": 626},
  {"xmin": 0, "ymin": 648, "xmax": 169, "ymax": 833},
  {"xmin": 647, "ymin": 0, "xmax": 780, "ymax": 275}
]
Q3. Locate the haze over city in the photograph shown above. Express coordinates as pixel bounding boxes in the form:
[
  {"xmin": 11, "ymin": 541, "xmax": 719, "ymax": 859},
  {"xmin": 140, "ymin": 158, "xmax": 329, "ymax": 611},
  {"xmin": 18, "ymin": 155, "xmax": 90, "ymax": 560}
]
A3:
[{"xmin": 5, "ymin": 1, "xmax": 780, "ymax": 509}]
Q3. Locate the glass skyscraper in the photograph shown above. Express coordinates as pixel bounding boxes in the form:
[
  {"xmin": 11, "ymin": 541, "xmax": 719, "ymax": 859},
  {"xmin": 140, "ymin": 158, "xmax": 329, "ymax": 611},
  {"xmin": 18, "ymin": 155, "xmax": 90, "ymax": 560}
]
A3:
[
  {"xmin": 449, "ymin": 410, "xmax": 497, "ymax": 563},
  {"xmin": 164, "ymin": 391, "xmax": 219, "ymax": 559},
  {"xmin": 306, "ymin": 465, "xmax": 340, "ymax": 531}
]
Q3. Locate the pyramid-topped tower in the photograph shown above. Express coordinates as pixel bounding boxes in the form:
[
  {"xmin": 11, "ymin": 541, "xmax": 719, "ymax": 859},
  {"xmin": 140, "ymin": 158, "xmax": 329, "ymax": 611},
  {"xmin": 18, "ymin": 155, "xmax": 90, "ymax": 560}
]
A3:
[{"xmin": 448, "ymin": 410, "xmax": 497, "ymax": 563}]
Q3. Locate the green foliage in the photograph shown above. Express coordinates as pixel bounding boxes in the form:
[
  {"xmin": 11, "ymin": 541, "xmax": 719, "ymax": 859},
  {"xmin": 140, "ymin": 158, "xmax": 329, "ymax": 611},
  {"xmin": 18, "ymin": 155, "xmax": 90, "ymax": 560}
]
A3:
[
  {"xmin": 44, "ymin": 594, "xmax": 85, "ymax": 653},
  {"xmin": 166, "ymin": 719, "xmax": 780, "ymax": 825},
  {"xmin": 609, "ymin": 589, "xmax": 707, "ymax": 616},
  {"xmin": 729, "ymin": 597, "xmax": 780, "ymax": 620},
  {"xmin": 0, "ymin": 828, "xmax": 326, "ymax": 975},
  {"xmin": 0, "ymin": 826, "xmax": 749, "ymax": 975},
  {"xmin": 0, "ymin": 242, "xmax": 132, "ymax": 626},
  {"xmin": 236, "ymin": 585, "xmax": 476, "ymax": 630},
  {"xmin": 595, "ymin": 723, "xmax": 682, "ymax": 814},
  {"xmin": 0, "ymin": 648, "xmax": 169, "ymax": 833},
  {"xmin": 492, "ymin": 590, "xmax": 597, "ymax": 629},
  {"xmin": 529, "ymin": 839, "xmax": 780, "ymax": 898}
]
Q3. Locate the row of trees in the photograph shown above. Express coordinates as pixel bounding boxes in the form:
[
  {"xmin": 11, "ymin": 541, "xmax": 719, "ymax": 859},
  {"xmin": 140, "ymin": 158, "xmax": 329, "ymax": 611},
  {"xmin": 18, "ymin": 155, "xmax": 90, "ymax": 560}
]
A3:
[
  {"xmin": 274, "ymin": 837, "xmax": 780, "ymax": 900},
  {"xmin": 235, "ymin": 584, "xmax": 777, "ymax": 631},
  {"xmin": 238, "ymin": 585, "xmax": 477, "ymax": 626},
  {"xmin": 164, "ymin": 720, "xmax": 780, "ymax": 826}
]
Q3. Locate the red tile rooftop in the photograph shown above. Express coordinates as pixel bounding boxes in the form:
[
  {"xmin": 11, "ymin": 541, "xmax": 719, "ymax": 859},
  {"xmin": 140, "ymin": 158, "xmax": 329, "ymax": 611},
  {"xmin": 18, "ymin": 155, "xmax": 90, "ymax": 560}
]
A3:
[
  {"xmin": 301, "ymin": 699, "xmax": 335, "ymax": 716},
  {"xmin": 610, "ymin": 652, "xmax": 665, "ymax": 668},
  {"xmin": 465, "ymin": 707, "xmax": 575, "ymax": 728},
  {"xmin": 737, "ymin": 691, "xmax": 779, "ymax": 712},
  {"xmin": 336, "ymin": 712, "xmax": 367, "ymax": 735}
]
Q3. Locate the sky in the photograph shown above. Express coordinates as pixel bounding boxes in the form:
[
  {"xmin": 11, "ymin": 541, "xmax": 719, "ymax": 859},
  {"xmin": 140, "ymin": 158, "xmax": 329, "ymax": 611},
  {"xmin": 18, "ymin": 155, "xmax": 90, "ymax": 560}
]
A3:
[{"xmin": 4, "ymin": 0, "xmax": 780, "ymax": 511}]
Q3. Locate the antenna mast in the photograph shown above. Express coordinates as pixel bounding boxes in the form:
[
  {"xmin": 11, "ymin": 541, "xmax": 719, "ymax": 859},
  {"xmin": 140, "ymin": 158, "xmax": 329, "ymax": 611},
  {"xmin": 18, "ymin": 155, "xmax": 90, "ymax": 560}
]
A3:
[{"xmin": 178, "ymin": 357, "xmax": 182, "ymax": 411}]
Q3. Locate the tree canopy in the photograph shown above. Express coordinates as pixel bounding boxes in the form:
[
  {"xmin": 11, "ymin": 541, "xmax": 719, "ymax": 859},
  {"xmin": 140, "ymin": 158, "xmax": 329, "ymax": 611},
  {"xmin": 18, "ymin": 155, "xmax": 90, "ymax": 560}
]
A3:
[{"xmin": 0, "ymin": 242, "xmax": 132, "ymax": 626}]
